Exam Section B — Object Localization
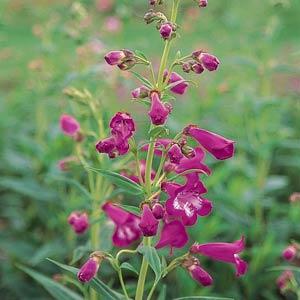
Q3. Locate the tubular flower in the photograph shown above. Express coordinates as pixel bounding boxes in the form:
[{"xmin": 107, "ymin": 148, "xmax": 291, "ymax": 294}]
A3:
[
  {"xmin": 190, "ymin": 236, "xmax": 248, "ymax": 277},
  {"xmin": 164, "ymin": 71, "xmax": 189, "ymax": 95},
  {"xmin": 139, "ymin": 205, "xmax": 159, "ymax": 236},
  {"xmin": 165, "ymin": 174, "xmax": 212, "ymax": 226},
  {"xmin": 104, "ymin": 50, "xmax": 126, "ymax": 65},
  {"xmin": 167, "ymin": 144, "xmax": 184, "ymax": 164},
  {"xmin": 282, "ymin": 245, "xmax": 297, "ymax": 261},
  {"xmin": 102, "ymin": 202, "xmax": 141, "ymax": 247},
  {"xmin": 156, "ymin": 220, "xmax": 189, "ymax": 253},
  {"xmin": 184, "ymin": 125, "xmax": 235, "ymax": 160},
  {"xmin": 110, "ymin": 112, "xmax": 135, "ymax": 140},
  {"xmin": 60, "ymin": 114, "xmax": 80, "ymax": 137},
  {"xmin": 77, "ymin": 252, "xmax": 105, "ymax": 283},
  {"xmin": 68, "ymin": 212, "xmax": 89, "ymax": 234},
  {"xmin": 159, "ymin": 22, "xmax": 173, "ymax": 40},
  {"xmin": 148, "ymin": 92, "xmax": 172, "ymax": 125},
  {"xmin": 192, "ymin": 50, "xmax": 220, "ymax": 71}
]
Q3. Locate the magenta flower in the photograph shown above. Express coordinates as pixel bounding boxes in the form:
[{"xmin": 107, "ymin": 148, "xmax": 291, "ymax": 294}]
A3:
[
  {"xmin": 95, "ymin": 135, "xmax": 129, "ymax": 158},
  {"xmin": 68, "ymin": 212, "xmax": 89, "ymax": 234},
  {"xmin": 192, "ymin": 51, "xmax": 220, "ymax": 71},
  {"xmin": 60, "ymin": 114, "xmax": 80, "ymax": 137},
  {"xmin": 164, "ymin": 71, "xmax": 189, "ymax": 95},
  {"xmin": 156, "ymin": 220, "xmax": 189, "ymax": 253},
  {"xmin": 102, "ymin": 202, "xmax": 141, "ymax": 247},
  {"xmin": 184, "ymin": 125, "xmax": 235, "ymax": 160},
  {"xmin": 191, "ymin": 62, "xmax": 205, "ymax": 74},
  {"xmin": 131, "ymin": 86, "xmax": 149, "ymax": 99},
  {"xmin": 175, "ymin": 147, "xmax": 211, "ymax": 175},
  {"xmin": 199, "ymin": 0, "xmax": 208, "ymax": 7},
  {"xmin": 139, "ymin": 205, "xmax": 159, "ymax": 237},
  {"xmin": 164, "ymin": 174, "xmax": 212, "ymax": 226},
  {"xmin": 190, "ymin": 236, "xmax": 248, "ymax": 277},
  {"xmin": 167, "ymin": 144, "xmax": 184, "ymax": 164},
  {"xmin": 159, "ymin": 23, "xmax": 173, "ymax": 40},
  {"xmin": 104, "ymin": 50, "xmax": 126, "ymax": 65},
  {"xmin": 277, "ymin": 270, "xmax": 293, "ymax": 290},
  {"xmin": 77, "ymin": 252, "xmax": 104, "ymax": 283},
  {"xmin": 148, "ymin": 92, "xmax": 172, "ymax": 125},
  {"xmin": 152, "ymin": 203, "xmax": 165, "ymax": 220},
  {"xmin": 282, "ymin": 245, "xmax": 297, "ymax": 261},
  {"xmin": 110, "ymin": 112, "xmax": 135, "ymax": 140},
  {"xmin": 188, "ymin": 264, "xmax": 213, "ymax": 286}
]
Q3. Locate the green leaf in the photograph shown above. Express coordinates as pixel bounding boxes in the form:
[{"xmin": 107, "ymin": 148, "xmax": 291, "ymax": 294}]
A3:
[
  {"xmin": 157, "ymin": 284, "xmax": 167, "ymax": 300},
  {"xmin": 149, "ymin": 126, "xmax": 169, "ymax": 138},
  {"xmin": 120, "ymin": 262, "xmax": 139, "ymax": 276},
  {"xmin": 47, "ymin": 259, "xmax": 125, "ymax": 300},
  {"xmin": 17, "ymin": 265, "xmax": 83, "ymax": 300},
  {"xmin": 173, "ymin": 297, "xmax": 234, "ymax": 300},
  {"xmin": 267, "ymin": 266, "xmax": 300, "ymax": 273},
  {"xmin": 119, "ymin": 204, "xmax": 140, "ymax": 216},
  {"xmin": 70, "ymin": 245, "xmax": 90, "ymax": 265},
  {"xmin": 87, "ymin": 167, "xmax": 143, "ymax": 195},
  {"xmin": 130, "ymin": 71, "xmax": 153, "ymax": 89},
  {"xmin": 138, "ymin": 245, "xmax": 162, "ymax": 281}
]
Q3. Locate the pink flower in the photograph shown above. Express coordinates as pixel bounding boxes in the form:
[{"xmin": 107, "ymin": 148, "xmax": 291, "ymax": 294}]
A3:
[
  {"xmin": 139, "ymin": 205, "xmax": 159, "ymax": 236},
  {"xmin": 199, "ymin": 0, "xmax": 208, "ymax": 7},
  {"xmin": 152, "ymin": 203, "xmax": 165, "ymax": 219},
  {"xmin": 167, "ymin": 144, "xmax": 184, "ymax": 164},
  {"xmin": 60, "ymin": 114, "xmax": 80, "ymax": 136},
  {"xmin": 184, "ymin": 125, "xmax": 235, "ymax": 160},
  {"xmin": 102, "ymin": 202, "xmax": 141, "ymax": 247},
  {"xmin": 159, "ymin": 23, "xmax": 173, "ymax": 40},
  {"xmin": 282, "ymin": 245, "xmax": 297, "ymax": 261},
  {"xmin": 68, "ymin": 212, "xmax": 89, "ymax": 234},
  {"xmin": 131, "ymin": 86, "xmax": 149, "ymax": 99},
  {"xmin": 95, "ymin": 0, "xmax": 113, "ymax": 12},
  {"xmin": 191, "ymin": 62, "xmax": 204, "ymax": 74},
  {"xmin": 148, "ymin": 92, "xmax": 172, "ymax": 125},
  {"xmin": 192, "ymin": 51, "xmax": 220, "ymax": 71},
  {"xmin": 156, "ymin": 220, "xmax": 189, "ymax": 253},
  {"xmin": 188, "ymin": 264, "xmax": 213, "ymax": 286},
  {"xmin": 277, "ymin": 270, "xmax": 293, "ymax": 290},
  {"xmin": 164, "ymin": 71, "xmax": 189, "ymax": 95},
  {"xmin": 77, "ymin": 252, "xmax": 104, "ymax": 283},
  {"xmin": 104, "ymin": 16, "xmax": 122, "ymax": 33},
  {"xmin": 190, "ymin": 236, "xmax": 248, "ymax": 277},
  {"xmin": 164, "ymin": 174, "xmax": 212, "ymax": 226},
  {"xmin": 104, "ymin": 50, "xmax": 126, "ymax": 65},
  {"xmin": 110, "ymin": 112, "xmax": 135, "ymax": 140}
]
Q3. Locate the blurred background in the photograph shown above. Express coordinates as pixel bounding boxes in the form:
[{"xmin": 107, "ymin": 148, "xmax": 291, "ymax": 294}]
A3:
[{"xmin": 0, "ymin": 0, "xmax": 300, "ymax": 299}]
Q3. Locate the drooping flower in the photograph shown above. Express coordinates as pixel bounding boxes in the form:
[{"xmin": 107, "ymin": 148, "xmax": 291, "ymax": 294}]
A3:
[
  {"xmin": 110, "ymin": 112, "xmax": 135, "ymax": 139},
  {"xmin": 282, "ymin": 245, "xmax": 297, "ymax": 261},
  {"xmin": 167, "ymin": 144, "xmax": 184, "ymax": 164},
  {"xmin": 77, "ymin": 252, "xmax": 105, "ymax": 283},
  {"xmin": 192, "ymin": 51, "xmax": 220, "ymax": 71},
  {"xmin": 102, "ymin": 202, "xmax": 141, "ymax": 247},
  {"xmin": 60, "ymin": 114, "xmax": 80, "ymax": 137},
  {"xmin": 190, "ymin": 236, "xmax": 248, "ymax": 277},
  {"xmin": 164, "ymin": 71, "xmax": 189, "ymax": 95},
  {"xmin": 148, "ymin": 92, "xmax": 172, "ymax": 125},
  {"xmin": 277, "ymin": 270, "xmax": 293, "ymax": 290},
  {"xmin": 191, "ymin": 62, "xmax": 205, "ymax": 74},
  {"xmin": 131, "ymin": 86, "xmax": 149, "ymax": 99},
  {"xmin": 159, "ymin": 22, "xmax": 173, "ymax": 40},
  {"xmin": 104, "ymin": 50, "xmax": 126, "ymax": 65},
  {"xmin": 152, "ymin": 203, "xmax": 165, "ymax": 219},
  {"xmin": 68, "ymin": 212, "xmax": 89, "ymax": 234},
  {"xmin": 139, "ymin": 205, "xmax": 159, "ymax": 236},
  {"xmin": 164, "ymin": 173, "xmax": 212, "ymax": 226},
  {"xmin": 156, "ymin": 220, "xmax": 189, "ymax": 253},
  {"xmin": 184, "ymin": 125, "xmax": 235, "ymax": 160}
]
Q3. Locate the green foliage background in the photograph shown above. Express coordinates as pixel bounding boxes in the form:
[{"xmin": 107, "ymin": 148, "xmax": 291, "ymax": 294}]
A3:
[{"xmin": 0, "ymin": 0, "xmax": 300, "ymax": 299}]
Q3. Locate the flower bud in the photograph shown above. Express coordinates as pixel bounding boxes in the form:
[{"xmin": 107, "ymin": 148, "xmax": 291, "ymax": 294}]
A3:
[
  {"xmin": 148, "ymin": 92, "xmax": 171, "ymax": 125},
  {"xmin": 199, "ymin": 0, "xmax": 208, "ymax": 7},
  {"xmin": 168, "ymin": 144, "xmax": 184, "ymax": 164},
  {"xmin": 192, "ymin": 51, "xmax": 220, "ymax": 71},
  {"xmin": 117, "ymin": 58, "xmax": 136, "ymax": 70},
  {"xmin": 282, "ymin": 245, "xmax": 297, "ymax": 261},
  {"xmin": 104, "ymin": 50, "xmax": 126, "ymax": 65},
  {"xmin": 68, "ymin": 212, "xmax": 89, "ymax": 234},
  {"xmin": 191, "ymin": 62, "xmax": 204, "ymax": 74},
  {"xmin": 182, "ymin": 62, "xmax": 192, "ymax": 73},
  {"xmin": 77, "ymin": 252, "xmax": 105, "ymax": 283},
  {"xmin": 188, "ymin": 264, "xmax": 213, "ymax": 286},
  {"xmin": 139, "ymin": 204, "xmax": 159, "ymax": 237},
  {"xmin": 152, "ymin": 203, "xmax": 165, "ymax": 219},
  {"xmin": 159, "ymin": 22, "xmax": 173, "ymax": 40},
  {"xmin": 181, "ymin": 144, "xmax": 196, "ymax": 158},
  {"xmin": 131, "ymin": 86, "xmax": 149, "ymax": 99},
  {"xmin": 60, "ymin": 114, "xmax": 80, "ymax": 137},
  {"xmin": 277, "ymin": 270, "xmax": 293, "ymax": 291}
]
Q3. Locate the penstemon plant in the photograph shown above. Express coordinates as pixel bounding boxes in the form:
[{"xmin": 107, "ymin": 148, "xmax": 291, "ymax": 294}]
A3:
[{"xmin": 51, "ymin": 1, "xmax": 248, "ymax": 299}]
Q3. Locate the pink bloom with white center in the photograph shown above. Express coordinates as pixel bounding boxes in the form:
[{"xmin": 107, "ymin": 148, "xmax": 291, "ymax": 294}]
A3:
[
  {"xmin": 282, "ymin": 245, "xmax": 297, "ymax": 261},
  {"xmin": 68, "ymin": 212, "xmax": 89, "ymax": 234},
  {"xmin": 60, "ymin": 114, "xmax": 80, "ymax": 136},
  {"xmin": 156, "ymin": 220, "xmax": 189, "ymax": 253},
  {"xmin": 190, "ymin": 236, "xmax": 248, "ymax": 277},
  {"xmin": 164, "ymin": 173, "xmax": 212, "ymax": 226},
  {"xmin": 164, "ymin": 71, "xmax": 189, "ymax": 95},
  {"xmin": 139, "ymin": 205, "xmax": 159, "ymax": 237},
  {"xmin": 184, "ymin": 125, "xmax": 235, "ymax": 160},
  {"xmin": 102, "ymin": 202, "xmax": 141, "ymax": 247},
  {"xmin": 148, "ymin": 92, "xmax": 172, "ymax": 125}
]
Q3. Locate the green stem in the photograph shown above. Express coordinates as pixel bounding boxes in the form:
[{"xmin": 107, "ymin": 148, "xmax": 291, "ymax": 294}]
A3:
[
  {"xmin": 117, "ymin": 269, "xmax": 130, "ymax": 300},
  {"xmin": 146, "ymin": 280, "xmax": 159, "ymax": 300},
  {"xmin": 144, "ymin": 138, "xmax": 156, "ymax": 196},
  {"xmin": 135, "ymin": 237, "xmax": 151, "ymax": 300}
]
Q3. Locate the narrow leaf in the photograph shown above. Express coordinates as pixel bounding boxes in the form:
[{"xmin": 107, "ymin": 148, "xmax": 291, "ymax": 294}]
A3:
[
  {"xmin": 130, "ymin": 71, "xmax": 153, "ymax": 89},
  {"xmin": 120, "ymin": 262, "xmax": 139, "ymax": 276},
  {"xmin": 119, "ymin": 204, "xmax": 141, "ymax": 216}
]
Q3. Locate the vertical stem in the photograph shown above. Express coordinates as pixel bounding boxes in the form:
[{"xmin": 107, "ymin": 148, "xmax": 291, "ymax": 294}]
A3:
[
  {"xmin": 145, "ymin": 138, "xmax": 156, "ymax": 196},
  {"xmin": 117, "ymin": 269, "xmax": 130, "ymax": 300}
]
